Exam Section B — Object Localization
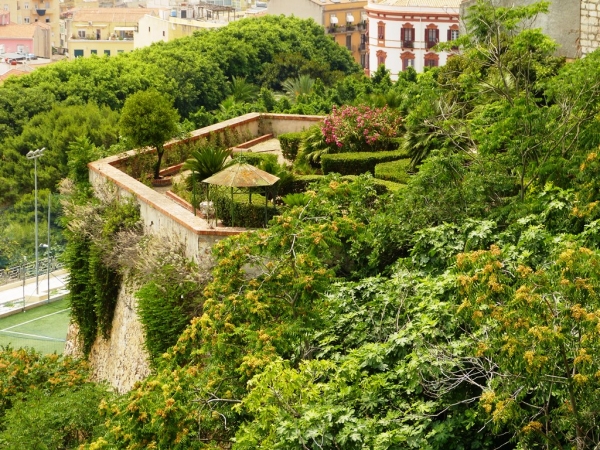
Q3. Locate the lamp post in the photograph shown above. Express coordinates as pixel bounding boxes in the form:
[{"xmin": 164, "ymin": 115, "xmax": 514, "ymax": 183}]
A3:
[{"xmin": 26, "ymin": 147, "xmax": 45, "ymax": 295}]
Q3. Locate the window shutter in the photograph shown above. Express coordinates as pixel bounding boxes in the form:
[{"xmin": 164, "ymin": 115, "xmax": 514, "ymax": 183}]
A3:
[
  {"xmin": 435, "ymin": 29, "xmax": 440, "ymax": 42},
  {"xmin": 447, "ymin": 29, "xmax": 452, "ymax": 41},
  {"xmin": 424, "ymin": 28, "xmax": 427, "ymax": 43},
  {"xmin": 401, "ymin": 28, "xmax": 405, "ymax": 42}
]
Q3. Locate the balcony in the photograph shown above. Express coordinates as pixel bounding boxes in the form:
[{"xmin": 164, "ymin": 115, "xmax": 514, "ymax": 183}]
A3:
[
  {"xmin": 426, "ymin": 40, "xmax": 439, "ymax": 50},
  {"xmin": 36, "ymin": 8, "xmax": 46, "ymax": 15},
  {"xmin": 402, "ymin": 40, "xmax": 414, "ymax": 49},
  {"xmin": 357, "ymin": 21, "xmax": 366, "ymax": 31},
  {"xmin": 359, "ymin": 43, "xmax": 367, "ymax": 52}
]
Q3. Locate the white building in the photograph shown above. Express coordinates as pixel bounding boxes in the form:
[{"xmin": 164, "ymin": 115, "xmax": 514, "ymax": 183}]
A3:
[{"xmin": 366, "ymin": 0, "xmax": 461, "ymax": 79}]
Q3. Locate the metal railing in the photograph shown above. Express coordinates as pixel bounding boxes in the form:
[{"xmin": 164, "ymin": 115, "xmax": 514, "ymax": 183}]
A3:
[{"xmin": 0, "ymin": 256, "xmax": 63, "ymax": 287}]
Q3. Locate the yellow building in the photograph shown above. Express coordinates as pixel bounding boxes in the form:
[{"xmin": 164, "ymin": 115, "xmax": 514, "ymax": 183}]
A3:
[
  {"xmin": 65, "ymin": 8, "xmax": 161, "ymax": 58},
  {"xmin": 3, "ymin": 0, "xmax": 61, "ymax": 48},
  {"xmin": 268, "ymin": 0, "xmax": 368, "ymax": 69}
]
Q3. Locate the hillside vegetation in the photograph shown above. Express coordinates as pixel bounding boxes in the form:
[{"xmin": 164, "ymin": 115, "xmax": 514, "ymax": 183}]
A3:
[{"xmin": 3, "ymin": 1, "xmax": 600, "ymax": 449}]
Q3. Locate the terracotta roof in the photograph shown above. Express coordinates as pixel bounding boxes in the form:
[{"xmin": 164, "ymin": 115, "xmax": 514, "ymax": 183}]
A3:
[
  {"xmin": 371, "ymin": 0, "xmax": 461, "ymax": 7},
  {"xmin": 0, "ymin": 23, "xmax": 49, "ymax": 39},
  {"xmin": 0, "ymin": 66, "xmax": 34, "ymax": 82},
  {"xmin": 72, "ymin": 8, "xmax": 161, "ymax": 23}
]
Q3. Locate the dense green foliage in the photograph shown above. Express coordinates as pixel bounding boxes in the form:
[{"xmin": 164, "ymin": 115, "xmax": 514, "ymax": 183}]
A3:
[
  {"xmin": 8, "ymin": 2, "xmax": 600, "ymax": 449},
  {"xmin": 0, "ymin": 347, "xmax": 110, "ymax": 449}
]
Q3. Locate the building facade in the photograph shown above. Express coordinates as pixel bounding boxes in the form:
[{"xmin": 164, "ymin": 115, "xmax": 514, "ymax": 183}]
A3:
[
  {"xmin": 0, "ymin": 20, "xmax": 51, "ymax": 57},
  {"xmin": 366, "ymin": 0, "xmax": 460, "ymax": 79},
  {"xmin": 65, "ymin": 8, "xmax": 160, "ymax": 58},
  {"xmin": 268, "ymin": 0, "xmax": 369, "ymax": 69},
  {"xmin": 2, "ymin": 0, "xmax": 60, "ymax": 48}
]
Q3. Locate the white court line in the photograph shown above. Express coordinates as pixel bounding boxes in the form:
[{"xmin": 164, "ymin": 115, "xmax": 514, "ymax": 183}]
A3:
[
  {"xmin": 0, "ymin": 308, "xmax": 71, "ymax": 332},
  {"xmin": 0, "ymin": 330, "xmax": 65, "ymax": 342}
]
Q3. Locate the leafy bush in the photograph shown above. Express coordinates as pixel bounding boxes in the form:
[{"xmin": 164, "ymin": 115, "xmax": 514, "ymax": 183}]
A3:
[
  {"xmin": 321, "ymin": 149, "xmax": 408, "ymax": 176},
  {"xmin": 374, "ymin": 158, "xmax": 412, "ymax": 184},
  {"xmin": 0, "ymin": 348, "xmax": 92, "ymax": 420},
  {"xmin": 136, "ymin": 264, "xmax": 204, "ymax": 365},
  {"xmin": 213, "ymin": 191, "xmax": 278, "ymax": 228},
  {"xmin": 0, "ymin": 383, "xmax": 110, "ymax": 449},
  {"xmin": 278, "ymin": 132, "xmax": 304, "ymax": 161}
]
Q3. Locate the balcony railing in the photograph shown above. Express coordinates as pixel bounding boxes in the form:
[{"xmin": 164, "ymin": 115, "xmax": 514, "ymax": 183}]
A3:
[
  {"xmin": 402, "ymin": 40, "xmax": 414, "ymax": 48},
  {"xmin": 35, "ymin": 8, "xmax": 46, "ymax": 15},
  {"xmin": 359, "ymin": 43, "xmax": 367, "ymax": 52},
  {"xmin": 357, "ymin": 21, "xmax": 366, "ymax": 31},
  {"xmin": 426, "ymin": 40, "xmax": 439, "ymax": 50}
]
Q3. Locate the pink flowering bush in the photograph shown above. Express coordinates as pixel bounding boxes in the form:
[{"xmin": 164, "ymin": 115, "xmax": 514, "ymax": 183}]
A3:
[{"xmin": 321, "ymin": 105, "xmax": 403, "ymax": 153}]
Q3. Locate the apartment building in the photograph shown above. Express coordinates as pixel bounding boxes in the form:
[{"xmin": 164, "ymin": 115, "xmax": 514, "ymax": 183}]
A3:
[
  {"xmin": 65, "ymin": 8, "xmax": 160, "ymax": 58},
  {"xmin": 2, "ymin": 0, "xmax": 60, "ymax": 48},
  {"xmin": 366, "ymin": 0, "xmax": 460, "ymax": 79},
  {"xmin": 268, "ymin": 0, "xmax": 369, "ymax": 69}
]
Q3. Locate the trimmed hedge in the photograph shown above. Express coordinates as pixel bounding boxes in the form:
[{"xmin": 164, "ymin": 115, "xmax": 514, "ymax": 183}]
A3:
[
  {"xmin": 278, "ymin": 132, "xmax": 304, "ymax": 162},
  {"xmin": 374, "ymin": 159, "xmax": 412, "ymax": 184},
  {"xmin": 214, "ymin": 191, "xmax": 279, "ymax": 228},
  {"xmin": 321, "ymin": 149, "xmax": 408, "ymax": 176},
  {"xmin": 233, "ymin": 152, "xmax": 278, "ymax": 167}
]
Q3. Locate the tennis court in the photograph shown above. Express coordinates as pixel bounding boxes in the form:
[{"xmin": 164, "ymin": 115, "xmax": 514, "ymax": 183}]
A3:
[{"xmin": 0, "ymin": 298, "xmax": 71, "ymax": 354}]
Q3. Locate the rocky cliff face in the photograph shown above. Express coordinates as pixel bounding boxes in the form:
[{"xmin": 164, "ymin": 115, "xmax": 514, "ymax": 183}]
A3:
[{"xmin": 64, "ymin": 275, "xmax": 150, "ymax": 394}]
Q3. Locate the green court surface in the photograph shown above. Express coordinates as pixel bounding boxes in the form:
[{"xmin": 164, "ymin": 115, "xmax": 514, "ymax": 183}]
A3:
[{"xmin": 0, "ymin": 298, "xmax": 71, "ymax": 355}]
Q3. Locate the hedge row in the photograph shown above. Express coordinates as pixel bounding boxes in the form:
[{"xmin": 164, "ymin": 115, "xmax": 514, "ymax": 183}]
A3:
[
  {"xmin": 232, "ymin": 152, "xmax": 278, "ymax": 167},
  {"xmin": 278, "ymin": 132, "xmax": 303, "ymax": 162},
  {"xmin": 214, "ymin": 191, "xmax": 279, "ymax": 228},
  {"xmin": 321, "ymin": 149, "xmax": 408, "ymax": 176},
  {"xmin": 374, "ymin": 159, "xmax": 412, "ymax": 184}
]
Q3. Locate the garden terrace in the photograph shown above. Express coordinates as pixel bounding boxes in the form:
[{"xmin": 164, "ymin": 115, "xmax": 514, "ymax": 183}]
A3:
[{"xmin": 87, "ymin": 113, "xmax": 323, "ymax": 265}]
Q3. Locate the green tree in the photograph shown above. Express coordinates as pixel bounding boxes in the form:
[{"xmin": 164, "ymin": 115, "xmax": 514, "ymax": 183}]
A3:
[{"xmin": 119, "ymin": 90, "xmax": 180, "ymax": 179}]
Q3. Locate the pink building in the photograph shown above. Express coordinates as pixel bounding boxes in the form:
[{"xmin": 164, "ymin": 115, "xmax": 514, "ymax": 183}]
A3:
[{"xmin": 0, "ymin": 22, "xmax": 51, "ymax": 58}]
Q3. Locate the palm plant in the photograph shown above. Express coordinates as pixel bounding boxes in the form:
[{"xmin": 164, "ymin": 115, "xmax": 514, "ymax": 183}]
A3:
[
  {"xmin": 296, "ymin": 124, "xmax": 330, "ymax": 167},
  {"xmin": 229, "ymin": 76, "xmax": 259, "ymax": 104},
  {"xmin": 282, "ymin": 74, "xmax": 315, "ymax": 102},
  {"xmin": 183, "ymin": 146, "xmax": 233, "ymax": 203}
]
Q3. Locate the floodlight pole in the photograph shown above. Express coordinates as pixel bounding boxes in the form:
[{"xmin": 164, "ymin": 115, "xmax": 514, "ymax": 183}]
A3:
[{"xmin": 26, "ymin": 147, "xmax": 45, "ymax": 295}]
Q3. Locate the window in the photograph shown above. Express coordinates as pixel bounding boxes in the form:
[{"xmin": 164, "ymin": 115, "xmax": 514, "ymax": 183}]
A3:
[
  {"xmin": 0, "ymin": 44, "xmax": 4, "ymax": 53},
  {"xmin": 346, "ymin": 34, "xmax": 352, "ymax": 51},
  {"xmin": 91, "ymin": 49, "xmax": 97, "ymax": 54},
  {"xmin": 3, "ymin": 4, "xmax": 8, "ymax": 11},
  {"xmin": 45, "ymin": 18, "xmax": 49, "ymax": 22},
  {"xmin": 117, "ymin": 49, "xmax": 124, "ymax": 53},
  {"xmin": 424, "ymin": 53, "xmax": 439, "ymax": 68},
  {"xmin": 77, "ymin": 30, "xmax": 85, "ymax": 38},
  {"xmin": 104, "ymin": 49, "xmax": 110, "ymax": 56},
  {"xmin": 23, "ymin": 17, "xmax": 29, "ymax": 23},
  {"xmin": 24, "ymin": 1, "xmax": 28, "ymax": 8},
  {"xmin": 73, "ymin": 49, "xmax": 83, "ymax": 57},
  {"xmin": 377, "ymin": 21, "xmax": 385, "ymax": 41},
  {"xmin": 360, "ymin": 53, "xmax": 367, "ymax": 68},
  {"xmin": 376, "ymin": 49, "xmax": 386, "ymax": 67},
  {"xmin": 425, "ymin": 26, "xmax": 439, "ymax": 49},
  {"xmin": 162, "ymin": 30, "xmax": 165, "ymax": 37},
  {"xmin": 401, "ymin": 51, "xmax": 415, "ymax": 71},
  {"xmin": 401, "ymin": 25, "xmax": 414, "ymax": 48}
]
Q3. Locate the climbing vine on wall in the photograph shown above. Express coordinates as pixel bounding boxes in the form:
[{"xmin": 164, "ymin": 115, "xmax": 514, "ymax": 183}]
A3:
[{"xmin": 61, "ymin": 182, "xmax": 142, "ymax": 355}]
